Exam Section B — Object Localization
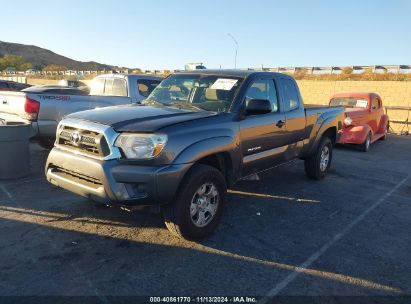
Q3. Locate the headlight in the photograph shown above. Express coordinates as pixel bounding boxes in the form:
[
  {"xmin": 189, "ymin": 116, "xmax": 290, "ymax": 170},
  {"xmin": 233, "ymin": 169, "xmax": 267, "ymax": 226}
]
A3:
[
  {"xmin": 115, "ymin": 133, "xmax": 168, "ymax": 159},
  {"xmin": 344, "ymin": 117, "xmax": 353, "ymax": 126}
]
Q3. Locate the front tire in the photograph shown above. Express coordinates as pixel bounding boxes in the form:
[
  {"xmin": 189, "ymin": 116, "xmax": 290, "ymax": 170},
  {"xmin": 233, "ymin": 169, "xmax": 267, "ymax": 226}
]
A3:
[
  {"xmin": 163, "ymin": 164, "xmax": 226, "ymax": 240},
  {"xmin": 304, "ymin": 137, "xmax": 333, "ymax": 180},
  {"xmin": 359, "ymin": 132, "xmax": 371, "ymax": 152}
]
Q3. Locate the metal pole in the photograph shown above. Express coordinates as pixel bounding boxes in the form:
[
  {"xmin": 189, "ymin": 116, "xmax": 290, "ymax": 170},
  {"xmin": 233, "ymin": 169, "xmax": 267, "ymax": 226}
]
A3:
[{"xmin": 227, "ymin": 33, "xmax": 239, "ymax": 69}]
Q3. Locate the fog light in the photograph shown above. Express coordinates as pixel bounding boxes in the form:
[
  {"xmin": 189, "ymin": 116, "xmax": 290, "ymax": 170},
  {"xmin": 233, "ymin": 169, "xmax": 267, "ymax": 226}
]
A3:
[
  {"xmin": 123, "ymin": 183, "xmax": 147, "ymax": 199},
  {"xmin": 114, "ymin": 183, "xmax": 130, "ymax": 200}
]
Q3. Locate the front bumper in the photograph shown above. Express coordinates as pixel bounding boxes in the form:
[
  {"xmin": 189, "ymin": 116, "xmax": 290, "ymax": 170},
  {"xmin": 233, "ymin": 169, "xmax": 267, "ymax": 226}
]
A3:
[
  {"xmin": 45, "ymin": 147, "xmax": 192, "ymax": 206},
  {"xmin": 337, "ymin": 126, "xmax": 367, "ymax": 145}
]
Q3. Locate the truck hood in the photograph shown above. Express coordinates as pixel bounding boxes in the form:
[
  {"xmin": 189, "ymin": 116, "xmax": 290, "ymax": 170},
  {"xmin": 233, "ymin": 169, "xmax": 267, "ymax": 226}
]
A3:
[{"xmin": 67, "ymin": 104, "xmax": 218, "ymax": 132}]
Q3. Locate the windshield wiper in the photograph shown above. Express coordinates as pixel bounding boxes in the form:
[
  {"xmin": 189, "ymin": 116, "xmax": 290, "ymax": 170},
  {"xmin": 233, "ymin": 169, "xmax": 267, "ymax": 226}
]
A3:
[
  {"xmin": 143, "ymin": 99, "xmax": 205, "ymax": 111},
  {"xmin": 142, "ymin": 99, "xmax": 164, "ymax": 106},
  {"xmin": 167, "ymin": 102, "xmax": 205, "ymax": 111}
]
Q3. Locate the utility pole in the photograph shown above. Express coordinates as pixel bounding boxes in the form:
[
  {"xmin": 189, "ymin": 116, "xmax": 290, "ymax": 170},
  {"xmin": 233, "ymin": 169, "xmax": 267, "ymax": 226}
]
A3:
[{"xmin": 227, "ymin": 33, "xmax": 239, "ymax": 69}]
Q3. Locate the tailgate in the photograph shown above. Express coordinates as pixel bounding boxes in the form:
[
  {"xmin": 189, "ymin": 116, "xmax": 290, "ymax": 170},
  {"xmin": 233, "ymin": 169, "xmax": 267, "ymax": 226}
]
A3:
[{"xmin": 0, "ymin": 91, "xmax": 27, "ymax": 120}]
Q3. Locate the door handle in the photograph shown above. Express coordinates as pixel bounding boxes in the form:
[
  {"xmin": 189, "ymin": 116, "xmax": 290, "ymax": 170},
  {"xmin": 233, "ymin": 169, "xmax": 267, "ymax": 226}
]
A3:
[{"xmin": 276, "ymin": 120, "xmax": 285, "ymax": 128}]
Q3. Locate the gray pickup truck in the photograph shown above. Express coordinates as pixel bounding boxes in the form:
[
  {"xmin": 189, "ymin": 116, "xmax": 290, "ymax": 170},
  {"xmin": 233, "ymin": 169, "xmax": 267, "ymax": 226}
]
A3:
[
  {"xmin": 45, "ymin": 70, "xmax": 344, "ymax": 239},
  {"xmin": 0, "ymin": 74, "xmax": 162, "ymax": 148}
]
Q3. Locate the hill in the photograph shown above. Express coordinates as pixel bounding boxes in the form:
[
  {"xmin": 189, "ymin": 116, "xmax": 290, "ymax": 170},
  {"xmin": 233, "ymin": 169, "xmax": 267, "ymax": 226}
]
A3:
[{"xmin": 0, "ymin": 41, "xmax": 120, "ymax": 70}]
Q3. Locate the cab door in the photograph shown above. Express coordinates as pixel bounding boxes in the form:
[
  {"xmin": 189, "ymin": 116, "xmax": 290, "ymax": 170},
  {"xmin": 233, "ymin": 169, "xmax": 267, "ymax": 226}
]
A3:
[
  {"xmin": 239, "ymin": 78, "xmax": 288, "ymax": 176},
  {"xmin": 277, "ymin": 76, "xmax": 306, "ymax": 159}
]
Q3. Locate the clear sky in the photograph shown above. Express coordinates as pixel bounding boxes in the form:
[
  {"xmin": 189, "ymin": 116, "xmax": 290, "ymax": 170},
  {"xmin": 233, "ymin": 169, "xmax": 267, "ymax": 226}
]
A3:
[{"xmin": 1, "ymin": 0, "xmax": 410, "ymax": 69}]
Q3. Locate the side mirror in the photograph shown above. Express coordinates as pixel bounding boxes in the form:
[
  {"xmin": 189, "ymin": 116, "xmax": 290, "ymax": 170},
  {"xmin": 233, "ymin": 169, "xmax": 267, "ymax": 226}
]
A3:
[{"xmin": 246, "ymin": 99, "xmax": 272, "ymax": 115}]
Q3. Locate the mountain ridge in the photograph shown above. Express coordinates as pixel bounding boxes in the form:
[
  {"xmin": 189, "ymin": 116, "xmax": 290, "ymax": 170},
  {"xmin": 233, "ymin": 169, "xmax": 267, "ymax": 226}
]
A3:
[{"xmin": 0, "ymin": 40, "xmax": 123, "ymax": 70}]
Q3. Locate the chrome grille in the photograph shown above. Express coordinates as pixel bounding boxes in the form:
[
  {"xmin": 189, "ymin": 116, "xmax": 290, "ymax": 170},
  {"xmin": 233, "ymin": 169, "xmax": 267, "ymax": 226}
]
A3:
[{"xmin": 57, "ymin": 125, "xmax": 110, "ymax": 157}]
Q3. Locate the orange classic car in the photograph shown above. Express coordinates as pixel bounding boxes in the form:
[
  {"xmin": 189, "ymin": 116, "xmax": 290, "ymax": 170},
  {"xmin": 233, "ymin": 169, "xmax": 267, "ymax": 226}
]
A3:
[{"xmin": 329, "ymin": 92, "xmax": 389, "ymax": 152}]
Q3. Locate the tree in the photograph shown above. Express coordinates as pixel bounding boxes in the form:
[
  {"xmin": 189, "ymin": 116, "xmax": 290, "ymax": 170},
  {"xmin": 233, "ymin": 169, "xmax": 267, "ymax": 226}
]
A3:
[
  {"xmin": 42, "ymin": 64, "xmax": 67, "ymax": 71},
  {"xmin": 0, "ymin": 54, "xmax": 32, "ymax": 71},
  {"xmin": 361, "ymin": 68, "xmax": 375, "ymax": 80},
  {"xmin": 341, "ymin": 67, "xmax": 353, "ymax": 75},
  {"xmin": 294, "ymin": 68, "xmax": 308, "ymax": 80},
  {"xmin": 338, "ymin": 67, "xmax": 354, "ymax": 80}
]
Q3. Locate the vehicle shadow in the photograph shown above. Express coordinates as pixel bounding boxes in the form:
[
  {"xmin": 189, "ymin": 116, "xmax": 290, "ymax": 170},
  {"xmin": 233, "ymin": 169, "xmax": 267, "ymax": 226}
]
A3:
[{"xmin": 0, "ymin": 200, "xmax": 405, "ymax": 297}]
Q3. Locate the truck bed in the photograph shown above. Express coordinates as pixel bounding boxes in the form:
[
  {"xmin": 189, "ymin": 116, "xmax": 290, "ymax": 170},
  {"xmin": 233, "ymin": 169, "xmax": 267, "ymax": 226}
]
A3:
[
  {"xmin": 304, "ymin": 105, "xmax": 344, "ymax": 144},
  {"xmin": 305, "ymin": 104, "xmax": 342, "ymax": 114}
]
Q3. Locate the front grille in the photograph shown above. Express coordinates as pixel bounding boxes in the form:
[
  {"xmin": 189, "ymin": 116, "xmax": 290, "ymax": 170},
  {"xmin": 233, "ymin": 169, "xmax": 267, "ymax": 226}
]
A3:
[{"xmin": 57, "ymin": 125, "xmax": 110, "ymax": 157}]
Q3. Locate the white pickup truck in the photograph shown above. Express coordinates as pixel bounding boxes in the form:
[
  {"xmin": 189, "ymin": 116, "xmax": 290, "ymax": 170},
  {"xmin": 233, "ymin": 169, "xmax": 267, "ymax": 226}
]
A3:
[{"xmin": 0, "ymin": 74, "xmax": 163, "ymax": 148}]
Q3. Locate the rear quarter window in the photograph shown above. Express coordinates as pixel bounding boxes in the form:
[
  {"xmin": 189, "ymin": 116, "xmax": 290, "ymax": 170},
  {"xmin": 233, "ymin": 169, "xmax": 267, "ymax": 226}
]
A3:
[
  {"xmin": 90, "ymin": 78, "xmax": 105, "ymax": 95},
  {"xmin": 278, "ymin": 78, "xmax": 300, "ymax": 111},
  {"xmin": 372, "ymin": 98, "xmax": 380, "ymax": 109},
  {"xmin": 112, "ymin": 79, "xmax": 127, "ymax": 97},
  {"xmin": 104, "ymin": 78, "xmax": 114, "ymax": 96}
]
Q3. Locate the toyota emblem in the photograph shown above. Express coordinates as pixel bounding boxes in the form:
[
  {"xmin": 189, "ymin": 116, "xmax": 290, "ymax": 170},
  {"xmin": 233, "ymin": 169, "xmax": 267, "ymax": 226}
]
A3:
[{"xmin": 71, "ymin": 131, "xmax": 82, "ymax": 145}]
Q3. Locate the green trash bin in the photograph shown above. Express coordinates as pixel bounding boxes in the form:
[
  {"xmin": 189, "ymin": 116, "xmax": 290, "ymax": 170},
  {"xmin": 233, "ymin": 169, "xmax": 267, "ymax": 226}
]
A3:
[{"xmin": 0, "ymin": 121, "xmax": 31, "ymax": 179}]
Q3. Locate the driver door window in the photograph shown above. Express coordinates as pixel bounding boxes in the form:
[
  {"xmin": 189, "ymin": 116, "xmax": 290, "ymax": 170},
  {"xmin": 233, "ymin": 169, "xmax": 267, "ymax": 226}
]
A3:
[
  {"xmin": 240, "ymin": 78, "xmax": 287, "ymax": 176},
  {"xmin": 245, "ymin": 79, "xmax": 278, "ymax": 112},
  {"xmin": 372, "ymin": 98, "xmax": 380, "ymax": 110},
  {"xmin": 370, "ymin": 97, "xmax": 382, "ymax": 133}
]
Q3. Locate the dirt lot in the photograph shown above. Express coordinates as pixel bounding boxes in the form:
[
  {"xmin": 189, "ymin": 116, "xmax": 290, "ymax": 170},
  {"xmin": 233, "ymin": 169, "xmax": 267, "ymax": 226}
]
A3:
[{"xmin": 0, "ymin": 135, "xmax": 410, "ymax": 301}]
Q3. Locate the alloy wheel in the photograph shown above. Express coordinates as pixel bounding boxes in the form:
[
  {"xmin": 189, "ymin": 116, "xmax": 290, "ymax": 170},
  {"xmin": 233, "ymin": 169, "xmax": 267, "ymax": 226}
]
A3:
[
  {"xmin": 190, "ymin": 183, "xmax": 219, "ymax": 228},
  {"xmin": 319, "ymin": 145, "xmax": 330, "ymax": 172}
]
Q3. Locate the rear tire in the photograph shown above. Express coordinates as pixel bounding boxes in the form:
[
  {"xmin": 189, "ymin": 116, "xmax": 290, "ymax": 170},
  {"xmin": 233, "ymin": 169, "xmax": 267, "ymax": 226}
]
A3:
[
  {"xmin": 359, "ymin": 132, "xmax": 371, "ymax": 152},
  {"xmin": 380, "ymin": 124, "xmax": 389, "ymax": 141},
  {"xmin": 37, "ymin": 138, "xmax": 55, "ymax": 150},
  {"xmin": 304, "ymin": 137, "xmax": 333, "ymax": 180},
  {"xmin": 163, "ymin": 164, "xmax": 226, "ymax": 240}
]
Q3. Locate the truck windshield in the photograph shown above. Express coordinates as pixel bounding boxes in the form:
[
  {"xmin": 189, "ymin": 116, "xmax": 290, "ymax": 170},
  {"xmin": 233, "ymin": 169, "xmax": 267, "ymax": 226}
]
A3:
[
  {"xmin": 330, "ymin": 97, "xmax": 368, "ymax": 109},
  {"xmin": 144, "ymin": 74, "xmax": 243, "ymax": 112}
]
